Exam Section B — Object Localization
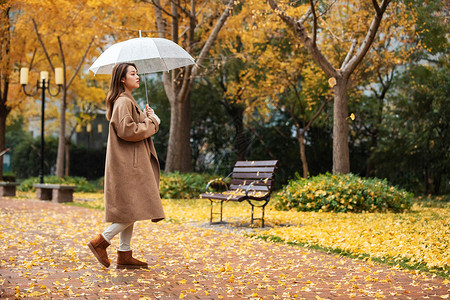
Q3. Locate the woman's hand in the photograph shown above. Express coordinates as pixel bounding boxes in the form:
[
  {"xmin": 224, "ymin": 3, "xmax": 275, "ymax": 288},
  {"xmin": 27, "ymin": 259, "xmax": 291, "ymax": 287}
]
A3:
[
  {"xmin": 144, "ymin": 105, "xmax": 154, "ymax": 118},
  {"xmin": 145, "ymin": 104, "xmax": 161, "ymax": 125}
]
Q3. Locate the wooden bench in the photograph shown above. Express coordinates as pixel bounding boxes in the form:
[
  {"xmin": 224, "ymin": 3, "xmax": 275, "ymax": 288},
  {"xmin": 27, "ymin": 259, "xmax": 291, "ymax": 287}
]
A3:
[
  {"xmin": 200, "ymin": 160, "xmax": 279, "ymax": 227},
  {"xmin": 0, "ymin": 182, "xmax": 19, "ymax": 197},
  {"xmin": 33, "ymin": 184, "xmax": 77, "ymax": 203}
]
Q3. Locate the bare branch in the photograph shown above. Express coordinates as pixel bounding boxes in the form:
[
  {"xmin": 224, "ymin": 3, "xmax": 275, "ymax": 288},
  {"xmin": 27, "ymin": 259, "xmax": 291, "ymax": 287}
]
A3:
[
  {"xmin": 377, "ymin": 70, "xmax": 386, "ymax": 90},
  {"xmin": 342, "ymin": 0, "xmax": 391, "ymax": 75},
  {"xmin": 179, "ymin": 66, "xmax": 192, "ymax": 101},
  {"xmin": 321, "ymin": 19, "xmax": 344, "ymax": 42},
  {"xmin": 171, "ymin": 1, "xmax": 179, "ymax": 43},
  {"xmin": 303, "ymin": 96, "xmax": 331, "ymax": 132},
  {"xmin": 32, "ymin": 19, "xmax": 55, "ymax": 71},
  {"xmin": 169, "ymin": 0, "xmax": 191, "ymax": 17},
  {"xmin": 298, "ymin": 7, "xmax": 312, "ymax": 24},
  {"xmin": 318, "ymin": 0, "xmax": 337, "ymax": 18},
  {"xmin": 66, "ymin": 37, "xmax": 94, "ymax": 89},
  {"xmin": 372, "ymin": 0, "xmax": 381, "ymax": 15},
  {"xmin": 148, "ymin": 0, "xmax": 176, "ymax": 18},
  {"xmin": 309, "ymin": 0, "xmax": 318, "ymax": 46},
  {"xmin": 267, "ymin": 0, "xmax": 337, "ymax": 78},
  {"xmin": 152, "ymin": 0, "xmax": 166, "ymax": 38},
  {"xmin": 29, "ymin": 48, "xmax": 37, "ymax": 70},
  {"xmin": 370, "ymin": 85, "xmax": 380, "ymax": 98},
  {"xmin": 192, "ymin": 0, "xmax": 236, "ymax": 77},
  {"xmin": 196, "ymin": 0, "xmax": 208, "ymax": 18},
  {"xmin": 341, "ymin": 39, "xmax": 357, "ymax": 69}
]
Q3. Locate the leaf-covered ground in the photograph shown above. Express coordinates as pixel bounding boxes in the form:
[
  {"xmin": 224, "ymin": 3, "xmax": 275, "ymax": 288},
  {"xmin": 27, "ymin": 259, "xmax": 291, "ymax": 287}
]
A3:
[
  {"xmin": 69, "ymin": 192, "xmax": 449, "ymax": 277},
  {"xmin": 1, "ymin": 197, "xmax": 449, "ymax": 299}
]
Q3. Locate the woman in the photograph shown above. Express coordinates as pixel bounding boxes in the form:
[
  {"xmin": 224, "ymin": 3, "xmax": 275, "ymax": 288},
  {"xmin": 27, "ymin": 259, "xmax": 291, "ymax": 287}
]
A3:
[{"xmin": 87, "ymin": 62, "xmax": 164, "ymax": 269}]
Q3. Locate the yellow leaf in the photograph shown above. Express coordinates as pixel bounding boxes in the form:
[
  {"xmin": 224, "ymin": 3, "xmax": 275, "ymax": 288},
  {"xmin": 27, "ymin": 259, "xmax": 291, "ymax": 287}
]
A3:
[{"xmin": 179, "ymin": 293, "xmax": 185, "ymax": 298}]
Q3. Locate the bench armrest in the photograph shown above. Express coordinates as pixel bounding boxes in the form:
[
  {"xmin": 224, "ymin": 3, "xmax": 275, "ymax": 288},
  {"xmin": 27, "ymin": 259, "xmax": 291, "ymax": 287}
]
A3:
[
  {"xmin": 245, "ymin": 181, "xmax": 256, "ymax": 197},
  {"xmin": 205, "ymin": 178, "xmax": 229, "ymax": 193}
]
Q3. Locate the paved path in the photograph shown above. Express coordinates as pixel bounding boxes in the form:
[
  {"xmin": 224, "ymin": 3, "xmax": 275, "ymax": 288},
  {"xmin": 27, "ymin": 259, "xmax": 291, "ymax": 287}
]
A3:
[{"xmin": 0, "ymin": 197, "xmax": 448, "ymax": 299}]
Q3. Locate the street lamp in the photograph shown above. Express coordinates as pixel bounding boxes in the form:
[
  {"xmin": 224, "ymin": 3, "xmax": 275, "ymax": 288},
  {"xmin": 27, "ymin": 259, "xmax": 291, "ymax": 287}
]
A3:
[{"xmin": 20, "ymin": 67, "xmax": 63, "ymax": 184}]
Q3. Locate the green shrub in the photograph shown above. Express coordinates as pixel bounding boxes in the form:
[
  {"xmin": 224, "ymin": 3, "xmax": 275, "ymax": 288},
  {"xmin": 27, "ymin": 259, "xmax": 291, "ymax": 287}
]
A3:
[
  {"xmin": 18, "ymin": 176, "xmax": 101, "ymax": 193},
  {"xmin": 274, "ymin": 173, "xmax": 413, "ymax": 213},
  {"xmin": 159, "ymin": 172, "xmax": 215, "ymax": 199}
]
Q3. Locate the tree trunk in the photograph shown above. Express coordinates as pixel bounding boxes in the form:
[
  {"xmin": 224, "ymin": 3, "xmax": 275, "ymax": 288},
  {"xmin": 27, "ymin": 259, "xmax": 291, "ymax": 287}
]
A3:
[
  {"xmin": 333, "ymin": 78, "xmax": 350, "ymax": 174},
  {"xmin": 0, "ymin": 105, "xmax": 7, "ymax": 180},
  {"xmin": 165, "ymin": 94, "xmax": 192, "ymax": 173},
  {"xmin": 297, "ymin": 129, "xmax": 308, "ymax": 178},
  {"xmin": 64, "ymin": 139, "xmax": 70, "ymax": 176},
  {"xmin": 0, "ymin": 79, "xmax": 9, "ymax": 180},
  {"xmin": 55, "ymin": 88, "xmax": 67, "ymax": 176},
  {"xmin": 0, "ymin": 6, "xmax": 11, "ymax": 180}
]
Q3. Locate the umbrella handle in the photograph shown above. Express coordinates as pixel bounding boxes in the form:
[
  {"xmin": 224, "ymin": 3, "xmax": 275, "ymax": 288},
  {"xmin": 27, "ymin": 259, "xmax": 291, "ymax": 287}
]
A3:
[{"xmin": 143, "ymin": 73, "xmax": 149, "ymax": 106}]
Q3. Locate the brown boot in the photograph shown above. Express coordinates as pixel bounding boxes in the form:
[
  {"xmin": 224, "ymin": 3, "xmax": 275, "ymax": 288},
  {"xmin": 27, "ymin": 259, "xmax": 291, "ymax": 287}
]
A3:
[
  {"xmin": 87, "ymin": 234, "xmax": 111, "ymax": 268},
  {"xmin": 116, "ymin": 250, "xmax": 148, "ymax": 269}
]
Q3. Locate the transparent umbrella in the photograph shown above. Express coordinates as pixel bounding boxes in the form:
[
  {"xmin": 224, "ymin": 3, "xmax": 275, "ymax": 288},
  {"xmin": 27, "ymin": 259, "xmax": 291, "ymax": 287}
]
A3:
[{"xmin": 89, "ymin": 31, "xmax": 195, "ymax": 103}]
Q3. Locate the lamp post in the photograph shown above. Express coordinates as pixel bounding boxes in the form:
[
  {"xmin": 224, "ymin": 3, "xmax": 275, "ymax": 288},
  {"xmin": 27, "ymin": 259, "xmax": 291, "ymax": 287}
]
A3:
[{"xmin": 20, "ymin": 68, "xmax": 63, "ymax": 184}]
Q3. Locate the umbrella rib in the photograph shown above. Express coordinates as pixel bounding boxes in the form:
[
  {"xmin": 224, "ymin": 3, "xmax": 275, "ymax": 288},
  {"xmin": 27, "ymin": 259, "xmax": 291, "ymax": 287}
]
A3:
[{"xmin": 152, "ymin": 39, "xmax": 170, "ymax": 72}]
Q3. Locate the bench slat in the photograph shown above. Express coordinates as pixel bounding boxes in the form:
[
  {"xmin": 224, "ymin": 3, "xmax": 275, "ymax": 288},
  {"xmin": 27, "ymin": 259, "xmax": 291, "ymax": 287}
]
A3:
[
  {"xmin": 232, "ymin": 166, "xmax": 277, "ymax": 173},
  {"xmin": 235, "ymin": 160, "xmax": 279, "ymax": 167},
  {"xmin": 232, "ymin": 172, "xmax": 275, "ymax": 180},
  {"xmin": 230, "ymin": 179, "xmax": 274, "ymax": 186},
  {"xmin": 200, "ymin": 192, "xmax": 246, "ymax": 202},
  {"xmin": 229, "ymin": 184, "xmax": 269, "ymax": 192}
]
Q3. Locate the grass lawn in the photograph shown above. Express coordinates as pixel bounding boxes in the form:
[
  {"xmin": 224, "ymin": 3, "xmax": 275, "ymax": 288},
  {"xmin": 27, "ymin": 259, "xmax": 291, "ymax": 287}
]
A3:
[{"xmin": 17, "ymin": 191, "xmax": 449, "ymax": 279}]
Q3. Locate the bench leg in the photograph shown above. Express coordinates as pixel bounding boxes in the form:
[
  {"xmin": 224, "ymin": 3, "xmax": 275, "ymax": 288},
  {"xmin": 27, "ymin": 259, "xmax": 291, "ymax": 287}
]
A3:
[
  {"xmin": 0, "ymin": 186, "xmax": 16, "ymax": 197},
  {"xmin": 251, "ymin": 205, "xmax": 254, "ymax": 225},
  {"xmin": 262, "ymin": 206, "xmax": 265, "ymax": 228},
  {"xmin": 52, "ymin": 189, "xmax": 73, "ymax": 203},
  {"xmin": 248, "ymin": 199, "xmax": 269, "ymax": 228},
  {"xmin": 36, "ymin": 188, "xmax": 52, "ymax": 201},
  {"xmin": 210, "ymin": 200, "xmax": 213, "ymax": 223},
  {"xmin": 209, "ymin": 200, "xmax": 224, "ymax": 224}
]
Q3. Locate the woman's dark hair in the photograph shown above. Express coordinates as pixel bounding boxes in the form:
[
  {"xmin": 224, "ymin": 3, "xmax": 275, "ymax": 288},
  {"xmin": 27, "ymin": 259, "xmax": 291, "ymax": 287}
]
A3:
[{"xmin": 105, "ymin": 62, "xmax": 137, "ymax": 121}]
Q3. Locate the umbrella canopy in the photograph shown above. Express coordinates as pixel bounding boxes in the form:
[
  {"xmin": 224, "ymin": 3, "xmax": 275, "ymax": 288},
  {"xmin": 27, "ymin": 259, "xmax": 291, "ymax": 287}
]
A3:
[{"xmin": 89, "ymin": 37, "xmax": 195, "ymax": 75}]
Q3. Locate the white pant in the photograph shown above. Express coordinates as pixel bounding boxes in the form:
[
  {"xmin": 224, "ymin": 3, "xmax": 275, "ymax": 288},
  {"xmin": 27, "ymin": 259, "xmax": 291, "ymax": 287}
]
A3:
[{"xmin": 102, "ymin": 222, "xmax": 134, "ymax": 251}]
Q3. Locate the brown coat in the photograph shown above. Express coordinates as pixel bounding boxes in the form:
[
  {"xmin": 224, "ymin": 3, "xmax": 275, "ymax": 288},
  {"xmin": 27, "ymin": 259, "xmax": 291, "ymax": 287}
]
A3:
[{"xmin": 104, "ymin": 93, "xmax": 165, "ymax": 223}]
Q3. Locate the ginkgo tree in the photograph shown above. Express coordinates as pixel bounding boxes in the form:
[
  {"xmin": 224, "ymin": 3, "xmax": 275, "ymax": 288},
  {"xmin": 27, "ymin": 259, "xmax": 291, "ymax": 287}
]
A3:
[
  {"xmin": 8, "ymin": 0, "xmax": 100, "ymax": 177},
  {"xmin": 147, "ymin": 0, "xmax": 238, "ymax": 173},
  {"xmin": 268, "ymin": 0, "xmax": 396, "ymax": 174},
  {"xmin": 0, "ymin": 0, "xmax": 37, "ymax": 179},
  {"xmin": 211, "ymin": 1, "xmax": 330, "ymax": 177},
  {"xmin": 10, "ymin": 0, "xmax": 153, "ymax": 177},
  {"xmin": 0, "ymin": 0, "xmax": 12, "ymax": 179}
]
